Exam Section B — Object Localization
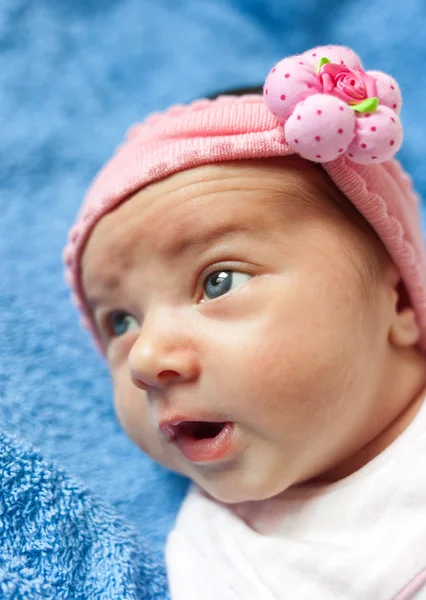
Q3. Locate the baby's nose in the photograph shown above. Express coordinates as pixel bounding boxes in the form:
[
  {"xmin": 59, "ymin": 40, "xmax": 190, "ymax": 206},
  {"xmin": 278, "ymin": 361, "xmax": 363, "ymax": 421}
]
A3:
[{"xmin": 128, "ymin": 323, "xmax": 200, "ymax": 390}]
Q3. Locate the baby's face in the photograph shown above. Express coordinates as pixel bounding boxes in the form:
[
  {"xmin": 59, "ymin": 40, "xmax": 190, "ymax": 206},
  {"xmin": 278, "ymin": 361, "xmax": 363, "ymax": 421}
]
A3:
[{"xmin": 82, "ymin": 158, "xmax": 395, "ymax": 503}]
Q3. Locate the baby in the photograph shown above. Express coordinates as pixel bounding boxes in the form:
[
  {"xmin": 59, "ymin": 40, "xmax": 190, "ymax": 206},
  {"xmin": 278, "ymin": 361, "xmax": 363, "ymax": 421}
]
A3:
[{"xmin": 63, "ymin": 45, "xmax": 426, "ymax": 598}]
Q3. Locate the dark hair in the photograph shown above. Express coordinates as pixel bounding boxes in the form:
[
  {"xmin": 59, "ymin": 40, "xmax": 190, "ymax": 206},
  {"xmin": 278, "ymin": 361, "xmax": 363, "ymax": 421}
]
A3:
[{"xmin": 207, "ymin": 85, "xmax": 262, "ymax": 100}]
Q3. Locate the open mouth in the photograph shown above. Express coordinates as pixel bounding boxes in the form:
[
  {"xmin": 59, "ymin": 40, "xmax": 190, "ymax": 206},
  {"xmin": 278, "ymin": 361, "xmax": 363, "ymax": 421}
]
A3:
[
  {"xmin": 161, "ymin": 420, "xmax": 235, "ymax": 463},
  {"xmin": 174, "ymin": 421, "xmax": 227, "ymax": 440}
]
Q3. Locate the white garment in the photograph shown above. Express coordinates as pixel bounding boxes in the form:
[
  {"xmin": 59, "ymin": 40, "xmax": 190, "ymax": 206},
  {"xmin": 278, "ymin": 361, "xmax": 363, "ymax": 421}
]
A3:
[{"xmin": 167, "ymin": 397, "xmax": 426, "ymax": 599}]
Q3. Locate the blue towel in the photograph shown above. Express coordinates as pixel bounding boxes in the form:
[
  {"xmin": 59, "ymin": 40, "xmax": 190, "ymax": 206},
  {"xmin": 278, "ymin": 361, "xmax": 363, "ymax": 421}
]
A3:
[
  {"xmin": 0, "ymin": 429, "xmax": 169, "ymax": 599},
  {"xmin": 1, "ymin": 0, "xmax": 426, "ymax": 596}
]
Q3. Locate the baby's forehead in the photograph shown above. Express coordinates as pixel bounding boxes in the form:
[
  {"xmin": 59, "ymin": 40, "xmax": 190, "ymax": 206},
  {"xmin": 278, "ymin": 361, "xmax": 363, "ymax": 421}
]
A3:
[
  {"xmin": 110, "ymin": 157, "xmax": 332, "ymax": 222},
  {"xmin": 82, "ymin": 158, "xmax": 341, "ymax": 277}
]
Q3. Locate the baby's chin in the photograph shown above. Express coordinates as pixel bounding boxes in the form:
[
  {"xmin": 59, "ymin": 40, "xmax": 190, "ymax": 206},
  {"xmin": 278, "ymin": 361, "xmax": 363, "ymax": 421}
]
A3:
[
  {"xmin": 184, "ymin": 464, "xmax": 294, "ymax": 505},
  {"xmin": 145, "ymin": 440, "xmax": 296, "ymax": 504},
  {"xmin": 199, "ymin": 481, "xmax": 290, "ymax": 505}
]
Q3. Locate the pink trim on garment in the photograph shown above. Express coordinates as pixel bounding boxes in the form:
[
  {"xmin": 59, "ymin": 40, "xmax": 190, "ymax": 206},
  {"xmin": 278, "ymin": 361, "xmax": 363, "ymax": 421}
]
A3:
[{"xmin": 393, "ymin": 567, "xmax": 426, "ymax": 599}]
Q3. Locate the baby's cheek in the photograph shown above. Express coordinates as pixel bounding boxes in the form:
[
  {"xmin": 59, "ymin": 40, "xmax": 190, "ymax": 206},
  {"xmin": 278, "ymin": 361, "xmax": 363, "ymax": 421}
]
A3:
[
  {"xmin": 113, "ymin": 381, "xmax": 152, "ymax": 454},
  {"xmin": 112, "ymin": 379, "xmax": 180, "ymax": 470},
  {"xmin": 230, "ymin": 303, "xmax": 347, "ymax": 429}
]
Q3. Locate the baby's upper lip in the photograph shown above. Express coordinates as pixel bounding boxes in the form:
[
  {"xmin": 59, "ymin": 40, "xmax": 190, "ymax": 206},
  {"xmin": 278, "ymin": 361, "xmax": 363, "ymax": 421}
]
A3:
[
  {"xmin": 158, "ymin": 413, "xmax": 228, "ymax": 439},
  {"xmin": 159, "ymin": 416, "xmax": 186, "ymax": 439}
]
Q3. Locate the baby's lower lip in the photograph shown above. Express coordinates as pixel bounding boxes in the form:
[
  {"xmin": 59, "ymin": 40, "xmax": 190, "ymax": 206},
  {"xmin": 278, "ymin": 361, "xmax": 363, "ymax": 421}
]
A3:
[{"xmin": 173, "ymin": 422, "xmax": 236, "ymax": 464}]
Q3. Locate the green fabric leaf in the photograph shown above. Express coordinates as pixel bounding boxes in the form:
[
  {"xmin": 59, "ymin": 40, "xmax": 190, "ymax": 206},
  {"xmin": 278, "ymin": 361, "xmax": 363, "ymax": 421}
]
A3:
[
  {"xmin": 352, "ymin": 97, "xmax": 379, "ymax": 113},
  {"xmin": 317, "ymin": 57, "xmax": 331, "ymax": 74}
]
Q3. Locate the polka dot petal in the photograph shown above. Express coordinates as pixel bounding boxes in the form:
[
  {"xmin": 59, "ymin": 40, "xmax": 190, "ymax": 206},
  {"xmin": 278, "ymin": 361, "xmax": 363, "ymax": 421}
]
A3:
[
  {"xmin": 345, "ymin": 106, "xmax": 403, "ymax": 164},
  {"xmin": 366, "ymin": 70, "xmax": 402, "ymax": 115},
  {"xmin": 300, "ymin": 45, "xmax": 363, "ymax": 70},
  {"xmin": 263, "ymin": 57, "xmax": 321, "ymax": 122},
  {"xmin": 285, "ymin": 95, "xmax": 356, "ymax": 162}
]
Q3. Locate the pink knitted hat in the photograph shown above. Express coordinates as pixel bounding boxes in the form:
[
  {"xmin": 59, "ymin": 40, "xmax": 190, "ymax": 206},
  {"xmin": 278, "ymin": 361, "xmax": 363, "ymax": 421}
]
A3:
[{"xmin": 63, "ymin": 44, "xmax": 426, "ymax": 353}]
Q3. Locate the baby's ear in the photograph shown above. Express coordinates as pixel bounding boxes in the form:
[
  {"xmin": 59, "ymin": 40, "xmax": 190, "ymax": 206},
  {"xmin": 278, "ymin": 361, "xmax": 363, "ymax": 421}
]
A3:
[{"xmin": 387, "ymin": 264, "xmax": 420, "ymax": 348}]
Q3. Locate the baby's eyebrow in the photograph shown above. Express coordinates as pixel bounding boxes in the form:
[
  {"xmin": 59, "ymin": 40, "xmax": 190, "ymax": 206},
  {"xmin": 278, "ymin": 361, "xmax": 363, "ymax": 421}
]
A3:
[
  {"xmin": 163, "ymin": 185, "xmax": 297, "ymax": 257},
  {"xmin": 83, "ymin": 260, "xmax": 125, "ymax": 312},
  {"xmin": 162, "ymin": 221, "xmax": 262, "ymax": 259},
  {"xmin": 85, "ymin": 281, "xmax": 119, "ymax": 313}
]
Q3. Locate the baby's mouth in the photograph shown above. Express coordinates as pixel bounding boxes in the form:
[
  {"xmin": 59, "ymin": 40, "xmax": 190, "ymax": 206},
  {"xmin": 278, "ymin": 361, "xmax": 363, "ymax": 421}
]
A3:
[
  {"xmin": 160, "ymin": 419, "xmax": 235, "ymax": 463},
  {"xmin": 172, "ymin": 421, "xmax": 227, "ymax": 440}
]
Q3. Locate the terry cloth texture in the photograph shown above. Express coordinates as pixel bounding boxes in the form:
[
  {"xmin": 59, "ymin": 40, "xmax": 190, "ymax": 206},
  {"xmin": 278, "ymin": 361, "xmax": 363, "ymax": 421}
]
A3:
[
  {"xmin": 2, "ymin": 0, "xmax": 426, "ymax": 595},
  {"xmin": 0, "ymin": 429, "xmax": 170, "ymax": 600}
]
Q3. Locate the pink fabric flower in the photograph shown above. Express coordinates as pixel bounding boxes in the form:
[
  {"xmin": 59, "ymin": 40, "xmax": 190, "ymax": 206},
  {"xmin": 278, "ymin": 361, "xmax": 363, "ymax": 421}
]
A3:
[
  {"xmin": 319, "ymin": 63, "xmax": 377, "ymax": 105},
  {"xmin": 263, "ymin": 44, "xmax": 403, "ymax": 165}
]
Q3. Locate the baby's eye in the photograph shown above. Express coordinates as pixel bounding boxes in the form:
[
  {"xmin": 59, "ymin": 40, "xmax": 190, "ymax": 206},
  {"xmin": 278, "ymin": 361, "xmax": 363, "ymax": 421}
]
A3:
[
  {"xmin": 107, "ymin": 311, "xmax": 139, "ymax": 337},
  {"xmin": 202, "ymin": 270, "xmax": 252, "ymax": 301}
]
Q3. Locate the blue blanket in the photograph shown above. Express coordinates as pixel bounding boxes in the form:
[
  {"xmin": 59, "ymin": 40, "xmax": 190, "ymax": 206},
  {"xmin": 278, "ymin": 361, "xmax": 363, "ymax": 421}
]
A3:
[
  {"xmin": 0, "ymin": 430, "xmax": 169, "ymax": 599},
  {"xmin": 1, "ymin": 0, "xmax": 426, "ymax": 597}
]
